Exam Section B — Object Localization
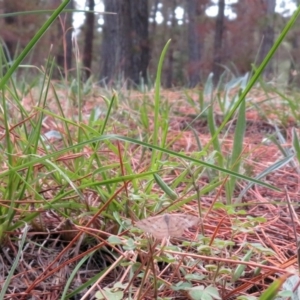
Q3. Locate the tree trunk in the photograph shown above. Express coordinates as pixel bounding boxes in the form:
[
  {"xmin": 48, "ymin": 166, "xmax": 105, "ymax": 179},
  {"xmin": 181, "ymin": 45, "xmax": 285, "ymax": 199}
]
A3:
[
  {"xmin": 55, "ymin": 0, "xmax": 74, "ymax": 78},
  {"xmin": 149, "ymin": 0, "xmax": 159, "ymax": 38},
  {"xmin": 258, "ymin": 0, "xmax": 276, "ymax": 79},
  {"xmin": 100, "ymin": 0, "xmax": 119, "ymax": 84},
  {"xmin": 165, "ymin": 0, "xmax": 177, "ymax": 88},
  {"xmin": 212, "ymin": 0, "xmax": 225, "ymax": 85},
  {"xmin": 129, "ymin": 1, "xmax": 149, "ymax": 85},
  {"xmin": 186, "ymin": 0, "xmax": 201, "ymax": 87},
  {"xmin": 2, "ymin": 0, "xmax": 19, "ymax": 60},
  {"xmin": 100, "ymin": 0, "xmax": 149, "ymax": 87},
  {"xmin": 83, "ymin": 0, "xmax": 95, "ymax": 79}
]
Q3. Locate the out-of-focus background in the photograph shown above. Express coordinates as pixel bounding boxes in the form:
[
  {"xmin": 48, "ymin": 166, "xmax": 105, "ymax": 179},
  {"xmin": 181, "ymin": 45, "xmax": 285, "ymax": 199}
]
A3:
[{"xmin": 0, "ymin": 0, "xmax": 299, "ymax": 87}]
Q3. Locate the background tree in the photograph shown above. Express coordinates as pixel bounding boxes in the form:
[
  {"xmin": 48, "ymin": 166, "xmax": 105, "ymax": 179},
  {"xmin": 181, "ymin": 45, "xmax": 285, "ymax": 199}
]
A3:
[
  {"xmin": 226, "ymin": 0, "xmax": 266, "ymax": 74},
  {"xmin": 2, "ymin": 0, "xmax": 21, "ymax": 60},
  {"xmin": 0, "ymin": 1, "xmax": 73, "ymax": 78},
  {"xmin": 83, "ymin": 0, "xmax": 95, "ymax": 79},
  {"xmin": 100, "ymin": 0, "xmax": 149, "ymax": 86},
  {"xmin": 164, "ymin": 0, "xmax": 177, "ymax": 88},
  {"xmin": 212, "ymin": 0, "xmax": 225, "ymax": 84},
  {"xmin": 55, "ymin": 0, "xmax": 74, "ymax": 78},
  {"xmin": 186, "ymin": 0, "xmax": 202, "ymax": 87},
  {"xmin": 258, "ymin": 0, "xmax": 276, "ymax": 79}
]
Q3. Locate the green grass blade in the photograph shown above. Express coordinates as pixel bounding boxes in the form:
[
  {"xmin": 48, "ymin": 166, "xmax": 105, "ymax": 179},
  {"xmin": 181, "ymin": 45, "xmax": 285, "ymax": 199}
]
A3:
[
  {"xmin": 292, "ymin": 128, "xmax": 300, "ymax": 163},
  {"xmin": 226, "ymin": 98, "xmax": 246, "ymax": 204},
  {"xmin": 100, "ymin": 93, "xmax": 117, "ymax": 135},
  {"xmin": 232, "ymin": 249, "xmax": 252, "ymax": 282},
  {"xmin": 61, "ymin": 252, "xmax": 95, "ymax": 299},
  {"xmin": 237, "ymin": 155, "xmax": 294, "ymax": 201},
  {"xmin": 151, "ymin": 39, "xmax": 171, "ymax": 168},
  {"xmin": 258, "ymin": 275, "xmax": 289, "ymax": 300},
  {"xmin": 0, "ymin": 224, "xmax": 29, "ymax": 298},
  {"xmin": 154, "ymin": 173, "xmax": 178, "ymax": 200},
  {"xmin": 205, "ymin": 5, "xmax": 300, "ymax": 151},
  {"xmin": 208, "ymin": 100, "xmax": 221, "ymax": 154},
  {"xmin": 0, "ymin": 134, "xmax": 279, "ymax": 191},
  {"xmin": 0, "ymin": 0, "xmax": 70, "ymax": 89}
]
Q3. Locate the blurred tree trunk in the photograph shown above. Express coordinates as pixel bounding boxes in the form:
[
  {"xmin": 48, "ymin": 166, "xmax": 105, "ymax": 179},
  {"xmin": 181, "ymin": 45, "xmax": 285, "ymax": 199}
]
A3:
[
  {"xmin": 83, "ymin": 0, "xmax": 95, "ymax": 79},
  {"xmin": 186, "ymin": 0, "xmax": 201, "ymax": 87},
  {"xmin": 149, "ymin": 0, "xmax": 159, "ymax": 38},
  {"xmin": 212, "ymin": 0, "xmax": 225, "ymax": 85},
  {"xmin": 100, "ymin": 0, "xmax": 149, "ymax": 86},
  {"xmin": 100, "ymin": 0, "xmax": 118, "ymax": 84},
  {"xmin": 55, "ymin": 0, "xmax": 74, "ymax": 78},
  {"xmin": 165, "ymin": 0, "xmax": 177, "ymax": 88},
  {"xmin": 130, "ymin": 1, "xmax": 149, "ymax": 85},
  {"xmin": 2, "ymin": 0, "xmax": 20, "ymax": 59},
  {"xmin": 258, "ymin": 0, "xmax": 276, "ymax": 79}
]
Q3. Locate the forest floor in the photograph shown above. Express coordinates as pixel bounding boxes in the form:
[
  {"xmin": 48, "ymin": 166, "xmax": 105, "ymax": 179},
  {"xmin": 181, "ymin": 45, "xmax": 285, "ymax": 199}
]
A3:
[{"xmin": 1, "ymin": 87, "xmax": 300, "ymax": 299}]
